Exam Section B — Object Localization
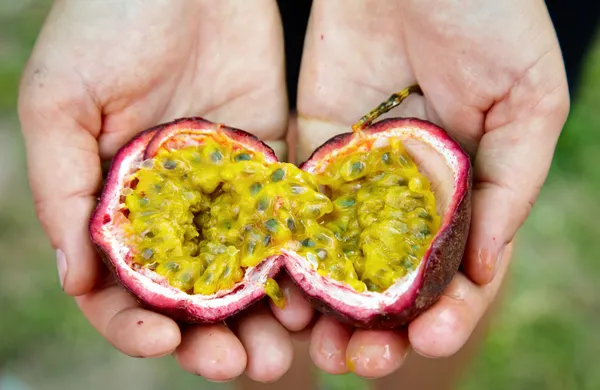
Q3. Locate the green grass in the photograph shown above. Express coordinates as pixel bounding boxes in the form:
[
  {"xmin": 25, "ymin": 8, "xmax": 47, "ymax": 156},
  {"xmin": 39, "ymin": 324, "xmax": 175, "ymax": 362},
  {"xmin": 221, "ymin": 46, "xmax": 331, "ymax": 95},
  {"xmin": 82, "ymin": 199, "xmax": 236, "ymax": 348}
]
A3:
[{"xmin": 1, "ymin": 1, "xmax": 599, "ymax": 389}]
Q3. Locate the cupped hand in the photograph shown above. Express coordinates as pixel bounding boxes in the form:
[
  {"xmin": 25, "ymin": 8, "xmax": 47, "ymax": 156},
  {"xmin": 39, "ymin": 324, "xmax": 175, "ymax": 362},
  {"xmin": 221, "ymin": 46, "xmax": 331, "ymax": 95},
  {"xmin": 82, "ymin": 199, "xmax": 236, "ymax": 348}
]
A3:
[
  {"xmin": 18, "ymin": 0, "xmax": 314, "ymax": 383},
  {"xmin": 295, "ymin": 0, "xmax": 569, "ymax": 378}
]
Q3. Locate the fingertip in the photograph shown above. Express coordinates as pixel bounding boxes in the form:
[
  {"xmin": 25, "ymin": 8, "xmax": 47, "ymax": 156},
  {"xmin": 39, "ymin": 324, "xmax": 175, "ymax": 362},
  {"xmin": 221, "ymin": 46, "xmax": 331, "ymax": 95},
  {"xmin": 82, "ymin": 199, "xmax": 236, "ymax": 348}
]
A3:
[
  {"xmin": 346, "ymin": 329, "xmax": 410, "ymax": 378},
  {"xmin": 174, "ymin": 324, "xmax": 247, "ymax": 382},
  {"xmin": 408, "ymin": 275, "xmax": 479, "ymax": 358},
  {"xmin": 270, "ymin": 277, "xmax": 314, "ymax": 332},
  {"xmin": 408, "ymin": 305, "xmax": 466, "ymax": 359},
  {"xmin": 61, "ymin": 252, "xmax": 103, "ymax": 297},
  {"xmin": 107, "ymin": 307, "xmax": 181, "ymax": 358},
  {"xmin": 309, "ymin": 316, "xmax": 352, "ymax": 375},
  {"xmin": 56, "ymin": 198, "xmax": 103, "ymax": 296},
  {"xmin": 235, "ymin": 309, "xmax": 294, "ymax": 383}
]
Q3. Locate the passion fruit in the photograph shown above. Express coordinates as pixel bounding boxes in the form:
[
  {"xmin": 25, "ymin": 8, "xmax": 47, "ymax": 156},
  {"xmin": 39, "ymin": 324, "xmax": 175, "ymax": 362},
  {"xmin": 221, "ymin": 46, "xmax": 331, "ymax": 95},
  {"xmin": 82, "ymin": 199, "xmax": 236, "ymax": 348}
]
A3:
[{"xmin": 89, "ymin": 85, "xmax": 472, "ymax": 328}]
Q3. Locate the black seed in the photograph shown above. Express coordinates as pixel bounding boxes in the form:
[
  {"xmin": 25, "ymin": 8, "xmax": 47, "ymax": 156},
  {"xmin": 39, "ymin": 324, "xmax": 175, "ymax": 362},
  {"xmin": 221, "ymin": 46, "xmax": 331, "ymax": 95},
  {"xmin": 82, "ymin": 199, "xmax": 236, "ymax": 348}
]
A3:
[
  {"xmin": 398, "ymin": 155, "xmax": 410, "ymax": 167},
  {"xmin": 179, "ymin": 272, "xmax": 193, "ymax": 283},
  {"xmin": 301, "ymin": 238, "xmax": 316, "ymax": 248},
  {"xmin": 250, "ymin": 182, "xmax": 263, "ymax": 196},
  {"xmin": 163, "ymin": 159, "xmax": 177, "ymax": 170},
  {"xmin": 165, "ymin": 262, "xmax": 180, "ymax": 272},
  {"xmin": 351, "ymin": 161, "xmax": 365, "ymax": 174},
  {"xmin": 190, "ymin": 153, "xmax": 202, "ymax": 163},
  {"xmin": 265, "ymin": 218, "xmax": 279, "ymax": 233},
  {"xmin": 410, "ymin": 191, "xmax": 424, "ymax": 199},
  {"xmin": 257, "ymin": 197, "xmax": 269, "ymax": 211},
  {"xmin": 147, "ymin": 262, "xmax": 158, "ymax": 270},
  {"xmin": 381, "ymin": 152, "xmax": 391, "ymax": 164},
  {"xmin": 141, "ymin": 248, "xmax": 154, "ymax": 260},
  {"xmin": 337, "ymin": 197, "xmax": 356, "ymax": 208},
  {"xmin": 263, "ymin": 235, "xmax": 272, "ymax": 246},
  {"xmin": 305, "ymin": 204, "xmax": 323, "ymax": 217},
  {"xmin": 222, "ymin": 220, "xmax": 232, "ymax": 230},
  {"xmin": 271, "ymin": 168, "xmax": 285, "ymax": 182},
  {"xmin": 416, "ymin": 208, "xmax": 432, "ymax": 220},
  {"xmin": 182, "ymin": 173, "xmax": 188, "ymax": 180},
  {"xmin": 287, "ymin": 218, "xmax": 296, "ymax": 232},
  {"xmin": 316, "ymin": 233, "xmax": 331, "ymax": 242},
  {"xmin": 400, "ymin": 257, "xmax": 414, "ymax": 269},
  {"xmin": 234, "ymin": 153, "xmax": 252, "ymax": 161},
  {"xmin": 210, "ymin": 150, "xmax": 223, "ymax": 163},
  {"xmin": 366, "ymin": 280, "xmax": 379, "ymax": 292},
  {"xmin": 247, "ymin": 241, "xmax": 256, "ymax": 254}
]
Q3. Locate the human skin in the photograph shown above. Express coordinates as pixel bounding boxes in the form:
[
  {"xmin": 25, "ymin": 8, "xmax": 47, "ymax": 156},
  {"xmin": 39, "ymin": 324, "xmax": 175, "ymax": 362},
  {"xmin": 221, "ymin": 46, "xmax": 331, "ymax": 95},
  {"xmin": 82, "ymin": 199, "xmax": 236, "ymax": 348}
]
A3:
[
  {"xmin": 18, "ymin": 0, "xmax": 310, "ymax": 383},
  {"xmin": 18, "ymin": 0, "xmax": 569, "ymax": 385},
  {"xmin": 295, "ymin": 0, "xmax": 569, "ymax": 378}
]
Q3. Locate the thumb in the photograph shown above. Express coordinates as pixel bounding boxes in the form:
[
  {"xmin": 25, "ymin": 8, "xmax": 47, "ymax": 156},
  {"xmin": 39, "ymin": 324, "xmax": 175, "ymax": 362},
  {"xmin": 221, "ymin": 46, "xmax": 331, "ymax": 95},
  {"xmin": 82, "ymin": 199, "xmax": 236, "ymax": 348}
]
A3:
[
  {"xmin": 463, "ymin": 53, "xmax": 570, "ymax": 285},
  {"xmin": 19, "ymin": 72, "xmax": 103, "ymax": 296}
]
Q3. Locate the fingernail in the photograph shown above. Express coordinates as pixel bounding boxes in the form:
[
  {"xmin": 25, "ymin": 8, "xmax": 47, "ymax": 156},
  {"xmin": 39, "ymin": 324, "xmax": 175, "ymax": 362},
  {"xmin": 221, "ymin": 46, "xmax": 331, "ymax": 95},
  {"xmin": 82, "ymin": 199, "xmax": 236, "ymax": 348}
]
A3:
[
  {"xmin": 493, "ymin": 245, "xmax": 506, "ymax": 278},
  {"xmin": 56, "ymin": 249, "xmax": 67, "ymax": 289}
]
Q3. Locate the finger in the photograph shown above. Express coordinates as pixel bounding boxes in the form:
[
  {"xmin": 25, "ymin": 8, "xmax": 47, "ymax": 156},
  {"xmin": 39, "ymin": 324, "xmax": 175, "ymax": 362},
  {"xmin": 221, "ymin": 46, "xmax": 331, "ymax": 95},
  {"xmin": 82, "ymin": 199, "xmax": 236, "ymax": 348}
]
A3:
[
  {"xmin": 309, "ymin": 316, "xmax": 353, "ymax": 375},
  {"xmin": 174, "ymin": 324, "xmax": 247, "ymax": 382},
  {"xmin": 232, "ymin": 307, "xmax": 294, "ymax": 383},
  {"xmin": 346, "ymin": 329, "xmax": 410, "ymax": 379},
  {"xmin": 19, "ymin": 67, "xmax": 104, "ymax": 296},
  {"xmin": 409, "ymin": 243, "xmax": 513, "ymax": 358},
  {"xmin": 457, "ymin": 35, "xmax": 569, "ymax": 286},
  {"xmin": 269, "ymin": 276, "xmax": 315, "ymax": 332},
  {"xmin": 75, "ymin": 284, "xmax": 181, "ymax": 358}
]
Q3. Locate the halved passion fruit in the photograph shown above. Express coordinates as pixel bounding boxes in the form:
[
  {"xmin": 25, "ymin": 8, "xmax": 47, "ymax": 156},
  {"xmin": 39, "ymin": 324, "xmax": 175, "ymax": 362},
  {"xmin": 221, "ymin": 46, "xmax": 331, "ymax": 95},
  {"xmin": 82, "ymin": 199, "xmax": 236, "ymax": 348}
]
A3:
[{"xmin": 89, "ymin": 85, "xmax": 472, "ymax": 328}]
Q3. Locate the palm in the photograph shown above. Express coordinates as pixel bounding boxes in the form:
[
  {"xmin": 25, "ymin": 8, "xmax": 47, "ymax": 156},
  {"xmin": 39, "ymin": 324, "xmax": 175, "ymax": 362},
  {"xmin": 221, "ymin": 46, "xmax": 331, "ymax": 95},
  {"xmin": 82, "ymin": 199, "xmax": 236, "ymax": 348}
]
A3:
[
  {"xmin": 298, "ymin": 0, "xmax": 560, "ymax": 154},
  {"xmin": 42, "ymin": 0, "xmax": 288, "ymax": 159}
]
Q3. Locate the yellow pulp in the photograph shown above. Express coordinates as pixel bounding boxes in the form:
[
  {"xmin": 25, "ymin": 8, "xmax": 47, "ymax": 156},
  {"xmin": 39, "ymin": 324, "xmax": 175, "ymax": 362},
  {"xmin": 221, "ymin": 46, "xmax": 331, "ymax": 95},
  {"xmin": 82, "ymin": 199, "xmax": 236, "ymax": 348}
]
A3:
[{"xmin": 122, "ymin": 137, "xmax": 440, "ymax": 297}]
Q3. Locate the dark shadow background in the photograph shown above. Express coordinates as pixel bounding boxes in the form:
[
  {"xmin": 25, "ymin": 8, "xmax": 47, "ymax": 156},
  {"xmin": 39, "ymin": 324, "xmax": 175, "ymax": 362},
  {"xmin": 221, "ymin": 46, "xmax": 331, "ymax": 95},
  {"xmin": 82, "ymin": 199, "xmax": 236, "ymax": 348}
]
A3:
[{"xmin": 277, "ymin": 0, "xmax": 600, "ymax": 106}]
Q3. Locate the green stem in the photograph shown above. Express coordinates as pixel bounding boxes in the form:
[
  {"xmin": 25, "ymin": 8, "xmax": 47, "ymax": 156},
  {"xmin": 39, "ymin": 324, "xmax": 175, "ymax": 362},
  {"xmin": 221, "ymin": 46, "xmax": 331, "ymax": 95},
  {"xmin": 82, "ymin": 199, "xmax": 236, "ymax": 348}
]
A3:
[{"xmin": 352, "ymin": 84, "xmax": 423, "ymax": 132}]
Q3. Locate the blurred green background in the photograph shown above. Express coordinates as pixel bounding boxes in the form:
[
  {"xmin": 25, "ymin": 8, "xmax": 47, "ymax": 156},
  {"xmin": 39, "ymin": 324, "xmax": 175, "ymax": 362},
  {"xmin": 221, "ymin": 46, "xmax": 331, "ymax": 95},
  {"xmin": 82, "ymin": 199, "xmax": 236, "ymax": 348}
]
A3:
[{"xmin": 1, "ymin": 1, "xmax": 599, "ymax": 390}]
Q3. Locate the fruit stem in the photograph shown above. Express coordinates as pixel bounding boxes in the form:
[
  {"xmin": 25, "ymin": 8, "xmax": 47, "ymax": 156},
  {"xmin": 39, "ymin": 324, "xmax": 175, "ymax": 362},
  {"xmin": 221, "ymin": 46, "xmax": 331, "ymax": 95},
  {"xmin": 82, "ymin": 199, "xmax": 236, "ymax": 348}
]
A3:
[{"xmin": 352, "ymin": 84, "xmax": 423, "ymax": 132}]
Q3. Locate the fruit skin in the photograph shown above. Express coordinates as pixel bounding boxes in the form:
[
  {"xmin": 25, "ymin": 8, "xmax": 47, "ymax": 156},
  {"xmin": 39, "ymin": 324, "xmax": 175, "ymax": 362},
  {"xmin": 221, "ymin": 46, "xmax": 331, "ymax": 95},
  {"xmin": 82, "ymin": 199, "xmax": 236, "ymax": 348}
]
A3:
[
  {"xmin": 89, "ymin": 115, "xmax": 471, "ymax": 328},
  {"xmin": 89, "ymin": 118, "xmax": 282, "ymax": 323},
  {"xmin": 291, "ymin": 118, "xmax": 472, "ymax": 329}
]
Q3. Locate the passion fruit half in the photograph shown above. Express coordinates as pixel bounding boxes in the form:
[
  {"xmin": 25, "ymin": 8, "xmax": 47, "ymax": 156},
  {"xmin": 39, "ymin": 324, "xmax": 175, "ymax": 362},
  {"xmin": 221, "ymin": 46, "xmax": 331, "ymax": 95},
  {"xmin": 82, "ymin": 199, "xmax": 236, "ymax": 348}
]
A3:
[{"xmin": 89, "ymin": 85, "xmax": 472, "ymax": 328}]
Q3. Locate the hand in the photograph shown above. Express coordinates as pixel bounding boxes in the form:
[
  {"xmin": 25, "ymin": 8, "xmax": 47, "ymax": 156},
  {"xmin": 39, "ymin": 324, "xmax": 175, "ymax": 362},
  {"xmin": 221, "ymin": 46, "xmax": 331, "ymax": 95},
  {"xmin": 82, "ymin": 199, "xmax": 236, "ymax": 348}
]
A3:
[
  {"xmin": 295, "ymin": 0, "xmax": 569, "ymax": 378},
  {"xmin": 18, "ymin": 0, "xmax": 314, "ymax": 382}
]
